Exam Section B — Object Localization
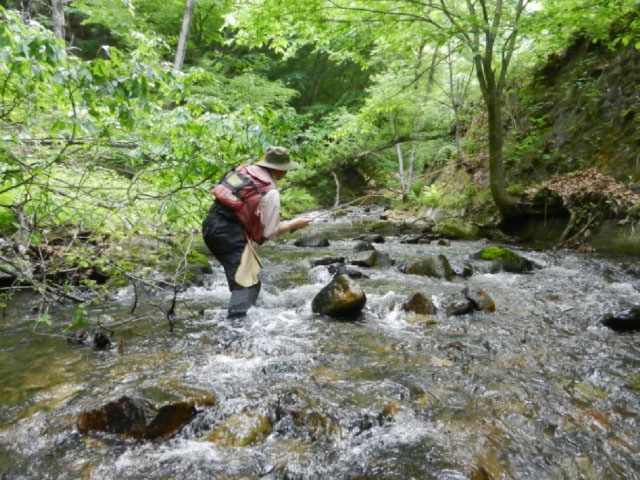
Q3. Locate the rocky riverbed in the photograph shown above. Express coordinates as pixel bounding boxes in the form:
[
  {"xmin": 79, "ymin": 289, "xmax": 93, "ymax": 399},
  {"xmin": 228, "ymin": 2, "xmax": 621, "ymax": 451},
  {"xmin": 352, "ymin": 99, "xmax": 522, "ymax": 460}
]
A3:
[{"xmin": 1, "ymin": 207, "xmax": 639, "ymax": 479}]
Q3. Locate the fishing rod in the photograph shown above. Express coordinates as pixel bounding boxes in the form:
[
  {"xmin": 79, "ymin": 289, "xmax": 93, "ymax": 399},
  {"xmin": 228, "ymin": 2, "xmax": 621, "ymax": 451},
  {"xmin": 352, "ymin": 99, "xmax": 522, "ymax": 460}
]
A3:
[{"xmin": 306, "ymin": 193, "xmax": 385, "ymax": 221}]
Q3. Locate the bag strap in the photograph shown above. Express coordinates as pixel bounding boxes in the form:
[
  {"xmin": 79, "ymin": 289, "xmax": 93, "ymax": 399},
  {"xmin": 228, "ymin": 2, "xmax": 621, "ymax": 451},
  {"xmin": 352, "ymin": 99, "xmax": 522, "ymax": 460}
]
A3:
[{"xmin": 220, "ymin": 168, "xmax": 265, "ymax": 198}]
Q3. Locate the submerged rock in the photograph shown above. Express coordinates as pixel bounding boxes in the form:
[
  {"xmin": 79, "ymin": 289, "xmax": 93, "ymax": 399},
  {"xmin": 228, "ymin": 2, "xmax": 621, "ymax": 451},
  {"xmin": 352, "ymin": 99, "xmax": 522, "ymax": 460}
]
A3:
[
  {"xmin": 144, "ymin": 401, "xmax": 201, "ymax": 440},
  {"xmin": 403, "ymin": 254, "xmax": 455, "ymax": 280},
  {"xmin": 472, "ymin": 246, "xmax": 535, "ymax": 273},
  {"xmin": 601, "ymin": 306, "xmax": 640, "ymax": 332},
  {"xmin": 312, "ymin": 274, "xmax": 366, "ymax": 319},
  {"xmin": 208, "ymin": 409, "xmax": 272, "ymax": 447},
  {"xmin": 349, "ymin": 250, "xmax": 394, "ymax": 268},
  {"xmin": 401, "ymin": 293, "xmax": 437, "ymax": 315},
  {"xmin": 268, "ymin": 389, "xmax": 339, "ymax": 441},
  {"xmin": 294, "ymin": 235, "xmax": 330, "ymax": 247},
  {"xmin": 77, "ymin": 395, "xmax": 213, "ymax": 440}
]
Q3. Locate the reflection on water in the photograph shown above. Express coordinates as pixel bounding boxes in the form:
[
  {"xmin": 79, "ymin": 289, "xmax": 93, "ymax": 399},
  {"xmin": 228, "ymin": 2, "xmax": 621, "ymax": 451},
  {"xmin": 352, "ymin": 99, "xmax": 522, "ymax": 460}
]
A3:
[{"xmin": 1, "ymin": 209, "xmax": 639, "ymax": 479}]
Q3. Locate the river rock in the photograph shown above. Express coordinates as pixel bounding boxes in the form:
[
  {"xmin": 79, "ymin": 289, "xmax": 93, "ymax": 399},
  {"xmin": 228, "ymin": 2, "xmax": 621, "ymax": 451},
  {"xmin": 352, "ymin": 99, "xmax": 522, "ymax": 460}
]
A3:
[
  {"xmin": 601, "ymin": 306, "xmax": 640, "ymax": 332},
  {"xmin": 403, "ymin": 254, "xmax": 455, "ymax": 280},
  {"xmin": 462, "ymin": 286, "xmax": 496, "ymax": 312},
  {"xmin": 66, "ymin": 329, "xmax": 112, "ymax": 349},
  {"xmin": 438, "ymin": 239, "xmax": 451, "ymax": 246},
  {"xmin": 311, "ymin": 274, "xmax": 366, "ymax": 319},
  {"xmin": 401, "ymin": 293, "xmax": 437, "ymax": 315},
  {"xmin": 294, "ymin": 235, "xmax": 330, "ymax": 247},
  {"xmin": 77, "ymin": 395, "xmax": 213, "ymax": 440},
  {"xmin": 328, "ymin": 264, "xmax": 368, "ymax": 279},
  {"xmin": 354, "ymin": 234, "xmax": 385, "ymax": 243},
  {"xmin": 77, "ymin": 396, "xmax": 157, "ymax": 438},
  {"xmin": 354, "ymin": 240, "xmax": 374, "ymax": 251},
  {"xmin": 311, "ymin": 256, "xmax": 345, "ymax": 267},
  {"xmin": 444, "ymin": 293, "xmax": 476, "ymax": 316},
  {"xmin": 434, "ymin": 218, "xmax": 480, "ymax": 239},
  {"xmin": 472, "ymin": 246, "xmax": 535, "ymax": 273},
  {"xmin": 349, "ymin": 250, "xmax": 394, "ymax": 268}
]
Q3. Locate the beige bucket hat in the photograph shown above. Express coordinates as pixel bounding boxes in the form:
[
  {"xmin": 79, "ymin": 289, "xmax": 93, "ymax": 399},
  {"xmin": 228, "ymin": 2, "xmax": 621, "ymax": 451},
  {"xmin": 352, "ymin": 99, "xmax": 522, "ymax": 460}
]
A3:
[{"xmin": 255, "ymin": 146, "xmax": 299, "ymax": 171}]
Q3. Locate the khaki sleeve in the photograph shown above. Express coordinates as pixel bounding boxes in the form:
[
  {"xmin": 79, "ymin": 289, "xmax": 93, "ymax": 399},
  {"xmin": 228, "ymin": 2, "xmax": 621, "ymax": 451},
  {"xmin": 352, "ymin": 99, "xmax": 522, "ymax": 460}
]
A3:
[{"xmin": 258, "ymin": 189, "xmax": 280, "ymax": 239}]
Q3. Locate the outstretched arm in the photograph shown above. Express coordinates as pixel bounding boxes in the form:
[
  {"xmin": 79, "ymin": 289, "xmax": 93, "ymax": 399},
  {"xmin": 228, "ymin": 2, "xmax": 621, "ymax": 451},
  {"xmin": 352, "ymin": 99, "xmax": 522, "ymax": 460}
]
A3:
[{"xmin": 276, "ymin": 217, "xmax": 311, "ymax": 236}]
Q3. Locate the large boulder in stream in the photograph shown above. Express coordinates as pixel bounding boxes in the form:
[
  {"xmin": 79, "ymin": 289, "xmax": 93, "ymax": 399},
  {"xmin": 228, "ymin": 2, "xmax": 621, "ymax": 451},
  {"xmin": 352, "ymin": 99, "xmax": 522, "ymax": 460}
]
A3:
[
  {"xmin": 312, "ymin": 274, "xmax": 366, "ymax": 319},
  {"xmin": 472, "ymin": 246, "xmax": 535, "ymax": 273},
  {"xmin": 434, "ymin": 218, "xmax": 480, "ymax": 239},
  {"xmin": 294, "ymin": 235, "xmax": 330, "ymax": 248},
  {"xmin": 402, "ymin": 254, "xmax": 455, "ymax": 280},
  {"xmin": 601, "ymin": 306, "xmax": 640, "ymax": 332},
  {"xmin": 77, "ymin": 395, "xmax": 214, "ymax": 440}
]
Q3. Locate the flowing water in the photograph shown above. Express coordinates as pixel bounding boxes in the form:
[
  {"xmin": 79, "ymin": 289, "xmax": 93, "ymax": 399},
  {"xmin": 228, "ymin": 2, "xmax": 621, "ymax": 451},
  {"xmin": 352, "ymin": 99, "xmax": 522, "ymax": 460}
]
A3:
[{"xmin": 1, "ymin": 208, "xmax": 639, "ymax": 479}]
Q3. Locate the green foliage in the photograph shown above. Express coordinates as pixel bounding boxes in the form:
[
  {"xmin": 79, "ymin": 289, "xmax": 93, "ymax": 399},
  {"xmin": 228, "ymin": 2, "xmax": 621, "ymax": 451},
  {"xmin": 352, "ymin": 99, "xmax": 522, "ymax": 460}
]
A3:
[
  {"xmin": 36, "ymin": 314, "xmax": 52, "ymax": 327},
  {"xmin": 280, "ymin": 187, "xmax": 318, "ymax": 218},
  {"xmin": 63, "ymin": 307, "xmax": 87, "ymax": 332},
  {"xmin": 418, "ymin": 184, "xmax": 444, "ymax": 206}
]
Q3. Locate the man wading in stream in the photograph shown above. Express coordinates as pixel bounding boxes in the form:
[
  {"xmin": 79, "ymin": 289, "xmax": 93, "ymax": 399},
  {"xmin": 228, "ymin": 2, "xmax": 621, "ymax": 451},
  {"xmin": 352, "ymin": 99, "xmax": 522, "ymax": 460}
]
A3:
[{"xmin": 202, "ymin": 146, "xmax": 311, "ymax": 319}]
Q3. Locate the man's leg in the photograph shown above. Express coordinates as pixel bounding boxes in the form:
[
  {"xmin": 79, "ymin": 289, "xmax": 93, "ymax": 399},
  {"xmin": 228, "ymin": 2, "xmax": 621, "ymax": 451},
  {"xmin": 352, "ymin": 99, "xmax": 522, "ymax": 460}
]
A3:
[
  {"xmin": 228, "ymin": 281, "xmax": 261, "ymax": 318},
  {"xmin": 202, "ymin": 212, "xmax": 260, "ymax": 318}
]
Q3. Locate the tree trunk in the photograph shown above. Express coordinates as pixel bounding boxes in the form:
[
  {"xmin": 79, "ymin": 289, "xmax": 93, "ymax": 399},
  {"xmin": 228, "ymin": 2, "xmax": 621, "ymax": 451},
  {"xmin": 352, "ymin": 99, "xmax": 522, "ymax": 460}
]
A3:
[
  {"xmin": 51, "ymin": 0, "xmax": 65, "ymax": 41},
  {"xmin": 173, "ymin": 0, "xmax": 196, "ymax": 72},
  {"xmin": 330, "ymin": 172, "xmax": 340, "ymax": 207},
  {"xmin": 396, "ymin": 144, "xmax": 406, "ymax": 200},
  {"xmin": 408, "ymin": 142, "xmax": 417, "ymax": 191},
  {"xmin": 486, "ymin": 94, "xmax": 519, "ymax": 219}
]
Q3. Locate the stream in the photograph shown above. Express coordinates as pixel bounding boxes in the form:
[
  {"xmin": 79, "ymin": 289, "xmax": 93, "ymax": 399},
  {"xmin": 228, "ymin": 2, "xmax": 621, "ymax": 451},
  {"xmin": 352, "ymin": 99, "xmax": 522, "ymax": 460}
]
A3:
[{"xmin": 1, "ymin": 207, "xmax": 639, "ymax": 479}]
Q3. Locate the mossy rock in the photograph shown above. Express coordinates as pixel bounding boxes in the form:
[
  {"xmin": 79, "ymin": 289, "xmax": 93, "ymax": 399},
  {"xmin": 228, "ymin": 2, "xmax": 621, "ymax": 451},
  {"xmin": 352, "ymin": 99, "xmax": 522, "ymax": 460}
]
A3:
[
  {"xmin": 311, "ymin": 274, "xmax": 366, "ymax": 319},
  {"xmin": 472, "ymin": 247, "xmax": 534, "ymax": 273},
  {"xmin": 434, "ymin": 218, "xmax": 480, "ymax": 239}
]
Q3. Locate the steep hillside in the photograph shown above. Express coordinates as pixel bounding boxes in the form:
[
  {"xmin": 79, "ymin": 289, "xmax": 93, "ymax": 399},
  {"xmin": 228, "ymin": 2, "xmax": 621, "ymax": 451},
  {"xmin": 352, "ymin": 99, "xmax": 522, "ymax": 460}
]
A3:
[{"xmin": 509, "ymin": 37, "xmax": 639, "ymax": 185}]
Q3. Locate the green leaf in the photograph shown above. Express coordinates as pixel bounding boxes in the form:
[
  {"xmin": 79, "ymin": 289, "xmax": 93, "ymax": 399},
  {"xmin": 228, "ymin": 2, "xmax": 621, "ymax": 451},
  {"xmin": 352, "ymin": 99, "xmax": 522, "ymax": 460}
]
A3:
[{"xmin": 37, "ymin": 314, "xmax": 52, "ymax": 326}]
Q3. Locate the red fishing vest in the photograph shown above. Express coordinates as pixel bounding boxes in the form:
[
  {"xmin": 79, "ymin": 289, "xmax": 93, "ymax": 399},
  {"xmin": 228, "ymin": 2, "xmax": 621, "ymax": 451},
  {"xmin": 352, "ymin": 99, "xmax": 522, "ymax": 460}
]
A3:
[{"xmin": 211, "ymin": 164, "xmax": 277, "ymax": 244}]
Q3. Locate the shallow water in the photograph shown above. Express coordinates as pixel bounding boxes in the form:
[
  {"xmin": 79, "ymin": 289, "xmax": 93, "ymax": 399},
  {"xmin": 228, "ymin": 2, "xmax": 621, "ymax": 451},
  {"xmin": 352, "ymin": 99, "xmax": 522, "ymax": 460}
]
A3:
[{"xmin": 1, "ymin": 209, "xmax": 639, "ymax": 479}]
